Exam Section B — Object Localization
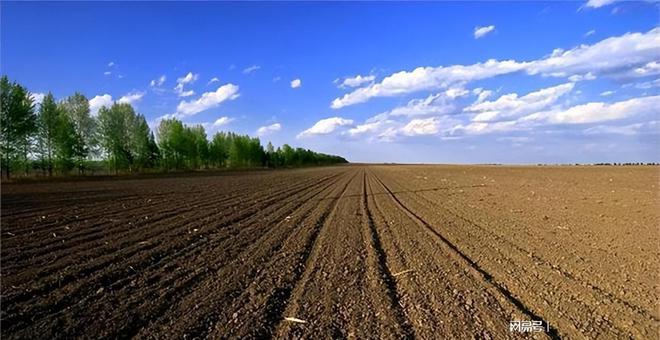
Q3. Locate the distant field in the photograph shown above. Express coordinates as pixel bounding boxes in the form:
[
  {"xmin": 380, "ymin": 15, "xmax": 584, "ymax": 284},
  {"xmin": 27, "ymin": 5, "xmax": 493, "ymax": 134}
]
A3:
[{"xmin": 1, "ymin": 165, "xmax": 658, "ymax": 339}]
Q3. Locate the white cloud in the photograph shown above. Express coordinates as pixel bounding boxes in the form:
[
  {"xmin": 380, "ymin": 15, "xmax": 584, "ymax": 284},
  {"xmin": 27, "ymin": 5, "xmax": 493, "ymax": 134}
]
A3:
[
  {"xmin": 273, "ymin": 76, "xmax": 281, "ymax": 82},
  {"xmin": 466, "ymin": 83, "xmax": 575, "ymax": 122},
  {"xmin": 242, "ymin": 65, "xmax": 261, "ymax": 74},
  {"xmin": 474, "ymin": 25, "xmax": 496, "ymax": 39},
  {"xmin": 346, "ymin": 120, "xmax": 389, "ymax": 137},
  {"xmin": 584, "ymin": 29, "xmax": 596, "ymax": 37},
  {"xmin": 526, "ymin": 28, "xmax": 660, "ymax": 78},
  {"xmin": 150, "ymin": 75, "xmax": 166, "ymax": 87},
  {"xmin": 472, "ymin": 88, "xmax": 494, "ymax": 104},
  {"xmin": 89, "ymin": 94, "xmax": 113, "ymax": 116},
  {"xmin": 108, "ymin": 61, "xmax": 115, "ymax": 67},
  {"xmin": 331, "ymin": 28, "xmax": 660, "ymax": 108},
  {"xmin": 600, "ymin": 90, "xmax": 615, "ymax": 96},
  {"xmin": 212, "ymin": 116, "xmax": 234, "ymax": 127},
  {"xmin": 256, "ymin": 123, "xmax": 282, "ymax": 136},
  {"xmin": 497, "ymin": 136, "xmax": 531, "ymax": 143},
  {"xmin": 175, "ymin": 72, "xmax": 199, "ymax": 97},
  {"xmin": 31, "ymin": 92, "xmax": 45, "ymax": 106},
  {"xmin": 401, "ymin": 117, "xmax": 442, "ymax": 136},
  {"xmin": 118, "ymin": 91, "xmax": 145, "ymax": 105},
  {"xmin": 450, "ymin": 121, "xmax": 521, "ymax": 136},
  {"xmin": 388, "ymin": 88, "xmax": 467, "ymax": 118},
  {"xmin": 297, "ymin": 117, "xmax": 353, "ymax": 138},
  {"xmin": 622, "ymin": 61, "xmax": 660, "ymax": 78},
  {"xmin": 337, "ymin": 75, "xmax": 375, "ymax": 88},
  {"xmin": 585, "ymin": 0, "xmax": 617, "ymax": 8},
  {"xmin": 629, "ymin": 78, "xmax": 660, "ymax": 89},
  {"xmin": 583, "ymin": 121, "xmax": 658, "ymax": 135},
  {"xmin": 104, "ymin": 71, "xmax": 112, "ymax": 76},
  {"xmin": 175, "ymin": 84, "xmax": 240, "ymax": 117},
  {"xmin": 207, "ymin": 77, "xmax": 219, "ymax": 85},
  {"xmin": 290, "ymin": 78, "xmax": 302, "ymax": 89},
  {"xmin": 177, "ymin": 72, "xmax": 198, "ymax": 85},
  {"xmin": 522, "ymin": 95, "xmax": 660, "ymax": 124},
  {"xmin": 568, "ymin": 72, "xmax": 596, "ymax": 82},
  {"xmin": 331, "ymin": 59, "xmax": 527, "ymax": 108}
]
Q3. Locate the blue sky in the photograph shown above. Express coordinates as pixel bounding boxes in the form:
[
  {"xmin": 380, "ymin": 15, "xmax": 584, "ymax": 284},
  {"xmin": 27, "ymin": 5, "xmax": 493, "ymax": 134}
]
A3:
[{"xmin": 2, "ymin": 1, "xmax": 659, "ymax": 163}]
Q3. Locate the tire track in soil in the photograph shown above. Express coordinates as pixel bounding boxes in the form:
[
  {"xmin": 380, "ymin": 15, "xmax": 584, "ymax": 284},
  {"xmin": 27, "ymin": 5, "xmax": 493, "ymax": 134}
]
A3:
[
  {"xmin": 365, "ymin": 170, "xmax": 525, "ymax": 339},
  {"xmin": 268, "ymin": 169, "xmax": 360, "ymax": 339},
  {"xmin": 360, "ymin": 170, "xmax": 415, "ymax": 338},
  {"xmin": 371, "ymin": 172, "xmax": 562, "ymax": 340},
  {"xmin": 1, "ymin": 172, "xmax": 330, "ymax": 266},
  {"xmin": 109, "ymin": 173, "xmax": 348, "ymax": 338},
  {"xmin": 2, "ymin": 171, "xmax": 338, "ymax": 286},
  {"xmin": 378, "ymin": 169, "xmax": 657, "ymax": 338},
  {"xmin": 385, "ymin": 170, "xmax": 658, "ymax": 319},
  {"xmin": 1, "ymin": 172, "xmax": 334, "ymax": 317},
  {"xmin": 1, "ymin": 171, "xmax": 348, "ymax": 337},
  {"xmin": 127, "ymin": 170, "xmax": 352, "ymax": 339}
]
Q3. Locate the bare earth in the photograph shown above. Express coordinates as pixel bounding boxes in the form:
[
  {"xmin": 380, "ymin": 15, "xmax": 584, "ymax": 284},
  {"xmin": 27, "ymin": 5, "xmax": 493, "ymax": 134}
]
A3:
[{"xmin": 1, "ymin": 165, "xmax": 658, "ymax": 339}]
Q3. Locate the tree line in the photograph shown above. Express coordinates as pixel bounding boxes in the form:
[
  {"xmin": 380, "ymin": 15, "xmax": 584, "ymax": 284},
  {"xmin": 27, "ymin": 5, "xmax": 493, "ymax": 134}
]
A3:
[{"xmin": 0, "ymin": 76, "xmax": 347, "ymax": 179}]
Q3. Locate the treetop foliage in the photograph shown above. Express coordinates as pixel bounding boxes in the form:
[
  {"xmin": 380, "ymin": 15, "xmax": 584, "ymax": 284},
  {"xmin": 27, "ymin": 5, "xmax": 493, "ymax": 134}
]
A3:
[{"xmin": 0, "ymin": 76, "xmax": 347, "ymax": 178}]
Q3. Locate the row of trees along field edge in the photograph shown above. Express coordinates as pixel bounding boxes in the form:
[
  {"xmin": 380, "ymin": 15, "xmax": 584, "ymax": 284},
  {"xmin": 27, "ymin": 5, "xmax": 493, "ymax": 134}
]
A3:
[{"xmin": 0, "ymin": 76, "xmax": 348, "ymax": 179}]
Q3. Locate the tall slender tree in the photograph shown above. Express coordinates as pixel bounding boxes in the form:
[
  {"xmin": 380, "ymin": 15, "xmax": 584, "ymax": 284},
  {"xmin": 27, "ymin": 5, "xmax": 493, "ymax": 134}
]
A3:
[
  {"xmin": 60, "ymin": 92, "xmax": 96, "ymax": 174},
  {"xmin": 36, "ymin": 92, "xmax": 59, "ymax": 176},
  {"xmin": 0, "ymin": 76, "xmax": 37, "ymax": 178}
]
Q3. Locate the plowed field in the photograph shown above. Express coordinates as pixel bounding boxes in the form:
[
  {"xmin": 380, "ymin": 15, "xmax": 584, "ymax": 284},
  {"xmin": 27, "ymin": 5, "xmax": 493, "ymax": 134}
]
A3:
[{"xmin": 1, "ymin": 165, "xmax": 658, "ymax": 339}]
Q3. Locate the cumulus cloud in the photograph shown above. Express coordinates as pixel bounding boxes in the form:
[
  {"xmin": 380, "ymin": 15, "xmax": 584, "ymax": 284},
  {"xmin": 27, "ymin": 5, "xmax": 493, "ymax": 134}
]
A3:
[
  {"xmin": 150, "ymin": 75, "xmax": 166, "ymax": 87},
  {"xmin": 583, "ymin": 121, "xmax": 659, "ymax": 135},
  {"xmin": 474, "ymin": 25, "xmax": 496, "ymax": 39},
  {"xmin": 629, "ymin": 78, "xmax": 660, "ymax": 89},
  {"xmin": 388, "ymin": 87, "xmax": 468, "ymax": 118},
  {"xmin": 212, "ymin": 116, "xmax": 234, "ymax": 127},
  {"xmin": 401, "ymin": 117, "xmax": 442, "ymax": 136},
  {"xmin": 472, "ymin": 88, "xmax": 493, "ymax": 104},
  {"xmin": 466, "ymin": 83, "xmax": 575, "ymax": 122},
  {"xmin": 527, "ymin": 29, "xmax": 660, "ymax": 78},
  {"xmin": 290, "ymin": 78, "xmax": 302, "ymax": 89},
  {"xmin": 331, "ymin": 60, "xmax": 528, "ymax": 108},
  {"xmin": 89, "ymin": 94, "xmax": 113, "ymax": 116},
  {"xmin": 346, "ymin": 120, "xmax": 386, "ymax": 137},
  {"xmin": 256, "ymin": 123, "xmax": 282, "ymax": 136},
  {"xmin": 207, "ymin": 77, "xmax": 219, "ymax": 85},
  {"xmin": 242, "ymin": 65, "xmax": 261, "ymax": 74},
  {"xmin": 175, "ymin": 84, "xmax": 240, "ymax": 117},
  {"xmin": 331, "ymin": 28, "xmax": 660, "ymax": 108},
  {"xmin": 175, "ymin": 72, "xmax": 199, "ymax": 97},
  {"xmin": 521, "ymin": 95, "xmax": 660, "ymax": 124},
  {"xmin": 297, "ymin": 117, "xmax": 353, "ymax": 138},
  {"xmin": 118, "ymin": 91, "xmax": 145, "ymax": 105},
  {"xmin": 585, "ymin": 0, "xmax": 617, "ymax": 8},
  {"xmin": 337, "ymin": 75, "xmax": 375, "ymax": 88},
  {"xmin": 449, "ymin": 120, "xmax": 521, "ymax": 136},
  {"xmin": 618, "ymin": 61, "xmax": 660, "ymax": 79}
]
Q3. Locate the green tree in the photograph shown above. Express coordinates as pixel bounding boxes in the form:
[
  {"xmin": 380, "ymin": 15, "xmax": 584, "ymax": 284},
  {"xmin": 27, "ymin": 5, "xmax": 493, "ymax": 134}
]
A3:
[
  {"xmin": 209, "ymin": 132, "xmax": 230, "ymax": 167},
  {"xmin": 36, "ymin": 93, "xmax": 59, "ymax": 176},
  {"xmin": 60, "ymin": 92, "xmax": 96, "ymax": 174},
  {"xmin": 157, "ymin": 118, "xmax": 186, "ymax": 170},
  {"xmin": 98, "ymin": 103, "xmax": 158, "ymax": 173},
  {"xmin": 133, "ymin": 114, "xmax": 159, "ymax": 170},
  {"xmin": 0, "ymin": 76, "xmax": 37, "ymax": 178}
]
